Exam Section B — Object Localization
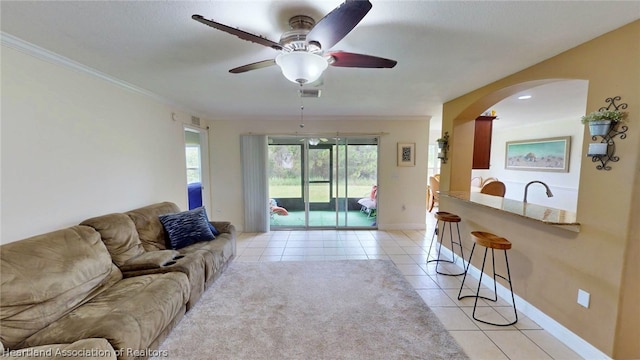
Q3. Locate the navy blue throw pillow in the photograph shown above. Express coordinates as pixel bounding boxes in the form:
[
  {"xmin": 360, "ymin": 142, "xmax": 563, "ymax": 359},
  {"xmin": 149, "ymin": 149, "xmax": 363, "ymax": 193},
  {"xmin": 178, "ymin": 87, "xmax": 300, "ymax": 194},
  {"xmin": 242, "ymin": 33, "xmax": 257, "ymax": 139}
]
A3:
[
  {"xmin": 208, "ymin": 223, "xmax": 220, "ymax": 236},
  {"xmin": 159, "ymin": 207, "xmax": 214, "ymax": 250},
  {"xmin": 202, "ymin": 207, "xmax": 220, "ymax": 236}
]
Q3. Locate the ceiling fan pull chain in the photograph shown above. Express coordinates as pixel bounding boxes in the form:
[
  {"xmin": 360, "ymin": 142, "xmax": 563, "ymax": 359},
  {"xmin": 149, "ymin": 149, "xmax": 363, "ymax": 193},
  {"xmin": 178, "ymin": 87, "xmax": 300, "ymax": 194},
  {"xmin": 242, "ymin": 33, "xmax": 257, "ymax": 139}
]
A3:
[{"xmin": 299, "ymin": 85, "xmax": 305, "ymax": 128}]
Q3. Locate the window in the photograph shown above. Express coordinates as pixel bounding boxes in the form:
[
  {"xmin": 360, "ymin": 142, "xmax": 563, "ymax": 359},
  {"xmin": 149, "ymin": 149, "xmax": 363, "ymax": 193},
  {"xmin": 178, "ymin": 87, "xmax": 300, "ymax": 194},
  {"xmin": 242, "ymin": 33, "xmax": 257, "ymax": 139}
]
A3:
[
  {"xmin": 185, "ymin": 145, "xmax": 201, "ymax": 184},
  {"xmin": 427, "ymin": 144, "xmax": 441, "ymax": 178}
]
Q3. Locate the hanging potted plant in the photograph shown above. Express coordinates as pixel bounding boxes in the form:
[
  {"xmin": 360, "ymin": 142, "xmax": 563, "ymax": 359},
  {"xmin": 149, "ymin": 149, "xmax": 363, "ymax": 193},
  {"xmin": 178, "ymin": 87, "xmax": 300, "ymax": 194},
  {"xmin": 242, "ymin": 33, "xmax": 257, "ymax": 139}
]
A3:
[
  {"xmin": 436, "ymin": 137, "xmax": 447, "ymax": 149},
  {"xmin": 580, "ymin": 109, "xmax": 626, "ymax": 136}
]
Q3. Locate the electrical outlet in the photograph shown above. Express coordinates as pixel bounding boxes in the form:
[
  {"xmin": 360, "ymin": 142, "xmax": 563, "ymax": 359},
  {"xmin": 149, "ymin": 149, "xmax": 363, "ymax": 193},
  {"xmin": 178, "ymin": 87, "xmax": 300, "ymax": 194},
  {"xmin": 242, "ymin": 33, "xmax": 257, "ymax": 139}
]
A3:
[{"xmin": 577, "ymin": 289, "xmax": 590, "ymax": 308}]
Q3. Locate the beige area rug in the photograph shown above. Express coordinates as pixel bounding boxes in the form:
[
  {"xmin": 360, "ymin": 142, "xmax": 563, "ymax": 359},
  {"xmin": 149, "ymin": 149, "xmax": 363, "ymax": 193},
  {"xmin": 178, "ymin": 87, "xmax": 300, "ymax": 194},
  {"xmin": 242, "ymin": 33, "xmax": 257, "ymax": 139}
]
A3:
[{"xmin": 152, "ymin": 260, "xmax": 468, "ymax": 360}]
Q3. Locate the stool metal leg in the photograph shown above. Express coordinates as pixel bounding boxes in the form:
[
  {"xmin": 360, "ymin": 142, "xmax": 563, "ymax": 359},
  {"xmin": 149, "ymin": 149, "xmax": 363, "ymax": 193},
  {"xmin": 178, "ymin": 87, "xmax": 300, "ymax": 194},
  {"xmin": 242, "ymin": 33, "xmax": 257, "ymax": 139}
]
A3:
[
  {"xmin": 457, "ymin": 243, "xmax": 476, "ymax": 300},
  {"xmin": 427, "ymin": 220, "xmax": 465, "ymax": 276},
  {"xmin": 427, "ymin": 220, "xmax": 440, "ymax": 262},
  {"xmin": 434, "ymin": 221, "xmax": 448, "ymax": 274},
  {"xmin": 444, "ymin": 222, "xmax": 466, "ymax": 274},
  {"xmin": 458, "ymin": 247, "xmax": 518, "ymax": 326},
  {"xmin": 453, "ymin": 222, "xmax": 466, "ymax": 270}
]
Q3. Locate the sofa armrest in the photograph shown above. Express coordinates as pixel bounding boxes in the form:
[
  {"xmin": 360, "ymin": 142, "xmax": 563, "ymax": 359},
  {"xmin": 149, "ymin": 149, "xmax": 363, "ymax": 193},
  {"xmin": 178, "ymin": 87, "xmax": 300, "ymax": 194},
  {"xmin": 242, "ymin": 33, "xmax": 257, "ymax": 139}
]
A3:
[
  {"xmin": 119, "ymin": 250, "xmax": 180, "ymax": 272},
  {"xmin": 210, "ymin": 221, "xmax": 235, "ymax": 235},
  {"xmin": 2, "ymin": 338, "xmax": 116, "ymax": 359}
]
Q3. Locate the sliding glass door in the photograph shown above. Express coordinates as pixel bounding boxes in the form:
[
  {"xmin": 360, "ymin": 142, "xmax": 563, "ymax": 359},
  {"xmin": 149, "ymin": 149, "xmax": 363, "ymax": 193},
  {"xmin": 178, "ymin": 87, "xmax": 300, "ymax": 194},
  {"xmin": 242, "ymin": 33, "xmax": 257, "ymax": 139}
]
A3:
[
  {"xmin": 268, "ymin": 136, "xmax": 378, "ymax": 230},
  {"xmin": 337, "ymin": 138, "xmax": 379, "ymax": 227},
  {"xmin": 308, "ymin": 144, "xmax": 335, "ymax": 227}
]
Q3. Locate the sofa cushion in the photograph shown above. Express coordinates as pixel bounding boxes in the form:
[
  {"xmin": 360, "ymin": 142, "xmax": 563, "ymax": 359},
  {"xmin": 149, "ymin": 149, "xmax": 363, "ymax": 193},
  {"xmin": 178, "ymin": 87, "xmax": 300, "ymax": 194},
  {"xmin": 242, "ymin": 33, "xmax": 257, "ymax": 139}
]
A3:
[
  {"xmin": 179, "ymin": 232, "xmax": 235, "ymax": 281},
  {"xmin": 159, "ymin": 207, "xmax": 215, "ymax": 250},
  {"xmin": 126, "ymin": 202, "xmax": 181, "ymax": 251},
  {"xmin": 119, "ymin": 250, "xmax": 180, "ymax": 272},
  {"xmin": 0, "ymin": 226, "xmax": 122, "ymax": 349},
  {"xmin": 19, "ymin": 272, "xmax": 190, "ymax": 359},
  {"xmin": 80, "ymin": 213, "xmax": 146, "ymax": 267},
  {"xmin": 119, "ymin": 252, "xmax": 207, "ymax": 311}
]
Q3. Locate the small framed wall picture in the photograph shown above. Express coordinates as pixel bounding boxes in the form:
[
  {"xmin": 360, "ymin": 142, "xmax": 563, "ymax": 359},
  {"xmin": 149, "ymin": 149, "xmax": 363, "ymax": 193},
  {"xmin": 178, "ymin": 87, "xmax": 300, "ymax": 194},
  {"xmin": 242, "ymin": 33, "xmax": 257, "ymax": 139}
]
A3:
[{"xmin": 397, "ymin": 142, "xmax": 416, "ymax": 167}]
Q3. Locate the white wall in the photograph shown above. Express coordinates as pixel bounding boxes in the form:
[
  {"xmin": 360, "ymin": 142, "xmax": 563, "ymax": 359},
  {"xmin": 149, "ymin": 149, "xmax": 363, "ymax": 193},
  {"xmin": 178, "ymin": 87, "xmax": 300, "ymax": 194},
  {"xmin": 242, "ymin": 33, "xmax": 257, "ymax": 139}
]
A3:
[
  {"xmin": 472, "ymin": 117, "xmax": 584, "ymax": 212},
  {"xmin": 0, "ymin": 42, "xmax": 431, "ymax": 240},
  {"xmin": 1, "ymin": 45, "xmax": 193, "ymax": 243},
  {"xmin": 209, "ymin": 118, "xmax": 430, "ymax": 232}
]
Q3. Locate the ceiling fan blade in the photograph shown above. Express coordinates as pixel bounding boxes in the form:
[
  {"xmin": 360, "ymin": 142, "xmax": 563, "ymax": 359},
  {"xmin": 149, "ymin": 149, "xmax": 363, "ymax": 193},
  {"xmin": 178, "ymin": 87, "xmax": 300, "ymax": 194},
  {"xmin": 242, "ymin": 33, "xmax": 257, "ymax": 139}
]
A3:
[
  {"xmin": 306, "ymin": 0, "xmax": 372, "ymax": 50},
  {"xmin": 229, "ymin": 59, "xmax": 277, "ymax": 74},
  {"xmin": 327, "ymin": 51, "xmax": 397, "ymax": 68},
  {"xmin": 192, "ymin": 14, "xmax": 283, "ymax": 51}
]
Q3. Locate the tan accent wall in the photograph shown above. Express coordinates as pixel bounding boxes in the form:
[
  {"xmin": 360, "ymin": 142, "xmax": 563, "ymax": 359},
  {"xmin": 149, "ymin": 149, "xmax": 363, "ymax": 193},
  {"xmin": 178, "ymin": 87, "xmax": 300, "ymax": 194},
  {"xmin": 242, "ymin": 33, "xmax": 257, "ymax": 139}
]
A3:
[{"xmin": 441, "ymin": 20, "xmax": 640, "ymax": 358}]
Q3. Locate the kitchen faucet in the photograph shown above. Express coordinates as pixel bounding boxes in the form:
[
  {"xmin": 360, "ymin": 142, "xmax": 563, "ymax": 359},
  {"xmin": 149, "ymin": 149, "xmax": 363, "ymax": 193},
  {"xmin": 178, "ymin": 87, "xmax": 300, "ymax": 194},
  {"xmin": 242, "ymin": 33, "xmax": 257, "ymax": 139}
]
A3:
[{"xmin": 524, "ymin": 181, "xmax": 554, "ymax": 203}]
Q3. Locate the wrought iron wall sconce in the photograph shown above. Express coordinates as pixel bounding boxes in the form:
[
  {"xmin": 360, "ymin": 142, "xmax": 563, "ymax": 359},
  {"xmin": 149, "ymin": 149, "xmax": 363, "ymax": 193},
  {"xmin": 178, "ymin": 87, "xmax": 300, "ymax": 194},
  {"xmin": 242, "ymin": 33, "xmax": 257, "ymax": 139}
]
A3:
[
  {"xmin": 586, "ymin": 96, "xmax": 629, "ymax": 171},
  {"xmin": 437, "ymin": 132, "xmax": 450, "ymax": 164}
]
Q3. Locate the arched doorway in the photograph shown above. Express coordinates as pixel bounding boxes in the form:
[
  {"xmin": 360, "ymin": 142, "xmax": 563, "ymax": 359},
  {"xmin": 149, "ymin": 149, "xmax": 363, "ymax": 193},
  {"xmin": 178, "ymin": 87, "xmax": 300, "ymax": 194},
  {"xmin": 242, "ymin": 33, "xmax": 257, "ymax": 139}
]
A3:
[{"xmin": 449, "ymin": 79, "xmax": 588, "ymax": 212}]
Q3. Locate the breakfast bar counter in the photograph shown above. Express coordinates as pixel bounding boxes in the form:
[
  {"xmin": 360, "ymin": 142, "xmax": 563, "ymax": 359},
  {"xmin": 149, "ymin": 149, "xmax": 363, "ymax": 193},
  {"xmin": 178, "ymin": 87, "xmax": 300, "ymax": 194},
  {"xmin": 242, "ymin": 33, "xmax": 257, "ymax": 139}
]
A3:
[{"xmin": 439, "ymin": 191, "xmax": 580, "ymax": 232}]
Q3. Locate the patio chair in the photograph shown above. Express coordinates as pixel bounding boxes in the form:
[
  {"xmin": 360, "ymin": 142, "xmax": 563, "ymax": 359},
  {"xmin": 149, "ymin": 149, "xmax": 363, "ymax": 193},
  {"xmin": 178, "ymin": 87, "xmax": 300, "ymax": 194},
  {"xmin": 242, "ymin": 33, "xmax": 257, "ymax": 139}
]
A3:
[
  {"xmin": 269, "ymin": 198, "xmax": 289, "ymax": 218},
  {"xmin": 357, "ymin": 185, "xmax": 377, "ymax": 218}
]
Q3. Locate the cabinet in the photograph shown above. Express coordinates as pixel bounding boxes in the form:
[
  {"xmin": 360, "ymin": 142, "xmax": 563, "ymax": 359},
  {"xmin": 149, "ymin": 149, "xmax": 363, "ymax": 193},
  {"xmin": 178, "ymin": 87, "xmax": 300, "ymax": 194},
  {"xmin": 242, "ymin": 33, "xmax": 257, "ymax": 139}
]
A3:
[{"xmin": 472, "ymin": 116, "xmax": 496, "ymax": 169}]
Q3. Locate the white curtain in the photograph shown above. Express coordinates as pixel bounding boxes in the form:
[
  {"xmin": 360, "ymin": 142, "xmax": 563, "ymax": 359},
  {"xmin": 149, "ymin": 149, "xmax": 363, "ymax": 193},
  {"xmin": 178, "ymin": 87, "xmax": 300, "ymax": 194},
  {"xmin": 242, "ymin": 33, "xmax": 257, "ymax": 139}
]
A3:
[{"xmin": 241, "ymin": 135, "xmax": 269, "ymax": 232}]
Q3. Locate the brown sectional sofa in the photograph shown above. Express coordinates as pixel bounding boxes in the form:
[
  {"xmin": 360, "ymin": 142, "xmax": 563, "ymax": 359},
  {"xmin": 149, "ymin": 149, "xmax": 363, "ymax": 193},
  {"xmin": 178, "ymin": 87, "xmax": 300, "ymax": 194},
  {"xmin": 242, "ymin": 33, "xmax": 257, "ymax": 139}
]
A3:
[
  {"xmin": 0, "ymin": 202, "xmax": 236, "ymax": 360},
  {"xmin": 124, "ymin": 202, "xmax": 236, "ymax": 288}
]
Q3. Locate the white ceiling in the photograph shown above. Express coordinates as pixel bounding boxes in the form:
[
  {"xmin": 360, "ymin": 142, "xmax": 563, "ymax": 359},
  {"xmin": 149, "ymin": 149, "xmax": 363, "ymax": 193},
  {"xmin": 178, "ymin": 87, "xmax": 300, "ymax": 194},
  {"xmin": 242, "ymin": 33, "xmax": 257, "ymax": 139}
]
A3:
[
  {"xmin": 1, "ymin": 1, "xmax": 638, "ymax": 125},
  {"xmin": 491, "ymin": 79, "xmax": 589, "ymax": 131}
]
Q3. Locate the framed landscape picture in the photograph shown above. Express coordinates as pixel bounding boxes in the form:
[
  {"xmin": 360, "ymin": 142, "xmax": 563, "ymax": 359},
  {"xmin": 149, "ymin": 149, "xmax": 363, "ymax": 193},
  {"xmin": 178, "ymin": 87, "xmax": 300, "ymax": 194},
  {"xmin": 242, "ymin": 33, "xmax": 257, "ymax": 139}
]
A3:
[
  {"xmin": 397, "ymin": 142, "xmax": 415, "ymax": 167},
  {"xmin": 505, "ymin": 136, "xmax": 570, "ymax": 172}
]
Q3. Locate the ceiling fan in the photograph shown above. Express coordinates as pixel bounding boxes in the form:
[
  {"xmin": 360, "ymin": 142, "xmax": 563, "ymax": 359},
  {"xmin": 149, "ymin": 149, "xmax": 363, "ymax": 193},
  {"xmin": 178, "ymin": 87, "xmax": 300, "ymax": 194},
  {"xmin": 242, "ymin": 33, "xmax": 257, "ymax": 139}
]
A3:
[
  {"xmin": 300, "ymin": 137, "xmax": 329, "ymax": 145},
  {"xmin": 192, "ymin": 0, "xmax": 397, "ymax": 85}
]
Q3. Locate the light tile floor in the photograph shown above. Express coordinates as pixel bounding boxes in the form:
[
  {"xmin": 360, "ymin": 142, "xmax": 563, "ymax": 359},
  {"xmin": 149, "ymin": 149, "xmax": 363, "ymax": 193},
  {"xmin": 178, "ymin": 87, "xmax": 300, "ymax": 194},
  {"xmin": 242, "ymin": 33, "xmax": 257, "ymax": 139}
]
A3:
[{"xmin": 235, "ymin": 214, "xmax": 583, "ymax": 360}]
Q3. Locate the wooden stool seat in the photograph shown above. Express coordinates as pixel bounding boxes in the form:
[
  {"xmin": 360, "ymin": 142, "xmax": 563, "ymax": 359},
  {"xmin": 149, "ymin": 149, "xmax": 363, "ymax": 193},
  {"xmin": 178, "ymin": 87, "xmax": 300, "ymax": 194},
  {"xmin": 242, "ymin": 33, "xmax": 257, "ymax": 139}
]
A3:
[
  {"xmin": 471, "ymin": 231, "xmax": 512, "ymax": 250},
  {"xmin": 435, "ymin": 211, "xmax": 461, "ymax": 223},
  {"xmin": 458, "ymin": 231, "xmax": 518, "ymax": 326}
]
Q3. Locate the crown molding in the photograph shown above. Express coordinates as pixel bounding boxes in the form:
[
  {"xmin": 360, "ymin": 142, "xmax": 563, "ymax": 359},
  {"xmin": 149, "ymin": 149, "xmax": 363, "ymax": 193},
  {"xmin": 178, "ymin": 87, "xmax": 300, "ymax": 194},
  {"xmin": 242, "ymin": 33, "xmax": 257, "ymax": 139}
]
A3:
[{"xmin": 1, "ymin": 32, "xmax": 201, "ymax": 117}]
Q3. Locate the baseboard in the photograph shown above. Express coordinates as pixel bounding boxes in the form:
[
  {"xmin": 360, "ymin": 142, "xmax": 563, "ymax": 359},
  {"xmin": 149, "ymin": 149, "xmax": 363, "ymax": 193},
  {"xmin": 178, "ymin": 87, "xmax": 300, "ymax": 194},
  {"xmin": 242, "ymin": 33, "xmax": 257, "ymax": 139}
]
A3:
[{"xmin": 438, "ymin": 246, "xmax": 611, "ymax": 360}]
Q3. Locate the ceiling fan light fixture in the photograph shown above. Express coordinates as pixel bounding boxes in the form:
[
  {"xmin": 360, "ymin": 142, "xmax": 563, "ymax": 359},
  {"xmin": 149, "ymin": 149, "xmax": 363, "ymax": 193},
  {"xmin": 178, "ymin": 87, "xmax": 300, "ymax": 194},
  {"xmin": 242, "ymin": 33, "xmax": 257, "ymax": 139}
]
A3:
[{"xmin": 275, "ymin": 52, "xmax": 328, "ymax": 85}]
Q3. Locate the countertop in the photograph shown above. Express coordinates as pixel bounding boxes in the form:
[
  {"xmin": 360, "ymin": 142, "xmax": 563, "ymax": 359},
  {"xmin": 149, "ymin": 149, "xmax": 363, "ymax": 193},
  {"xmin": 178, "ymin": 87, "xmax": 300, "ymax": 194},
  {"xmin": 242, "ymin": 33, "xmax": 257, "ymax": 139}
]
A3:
[{"xmin": 439, "ymin": 191, "xmax": 580, "ymax": 232}]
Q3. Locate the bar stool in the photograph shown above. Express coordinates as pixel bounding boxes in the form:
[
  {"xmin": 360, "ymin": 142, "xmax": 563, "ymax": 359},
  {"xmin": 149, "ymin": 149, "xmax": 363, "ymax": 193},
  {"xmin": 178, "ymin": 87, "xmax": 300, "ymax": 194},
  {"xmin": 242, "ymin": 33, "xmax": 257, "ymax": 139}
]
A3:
[
  {"xmin": 427, "ymin": 211, "xmax": 466, "ymax": 276},
  {"xmin": 457, "ymin": 231, "xmax": 518, "ymax": 326}
]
